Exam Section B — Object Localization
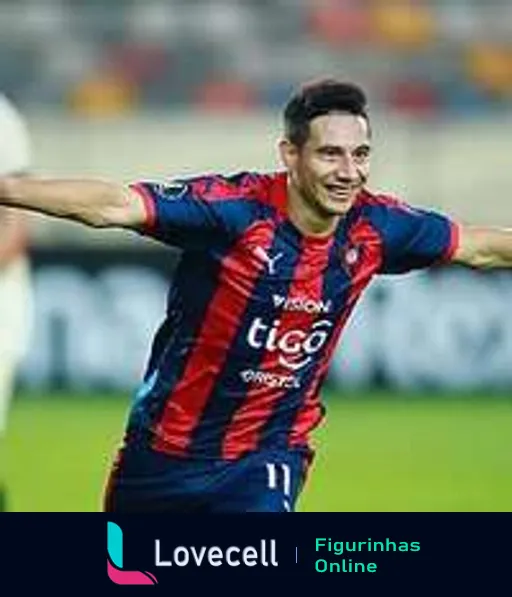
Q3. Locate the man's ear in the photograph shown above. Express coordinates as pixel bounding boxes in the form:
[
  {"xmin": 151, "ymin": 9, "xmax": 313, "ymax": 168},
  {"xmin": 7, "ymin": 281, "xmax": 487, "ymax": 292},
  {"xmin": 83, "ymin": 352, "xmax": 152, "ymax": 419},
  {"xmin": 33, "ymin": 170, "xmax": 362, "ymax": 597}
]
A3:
[{"xmin": 278, "ymin": 138, "xmax": 299, "ymax": 170}]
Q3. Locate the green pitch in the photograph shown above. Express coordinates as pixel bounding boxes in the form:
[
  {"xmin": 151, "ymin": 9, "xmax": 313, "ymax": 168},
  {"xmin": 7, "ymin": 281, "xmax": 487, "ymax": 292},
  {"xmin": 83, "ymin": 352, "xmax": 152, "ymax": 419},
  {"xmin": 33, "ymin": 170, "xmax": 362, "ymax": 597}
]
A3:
[{"xmin": 4, "ymin": 392, "xmax": 512, "ymax": 512}]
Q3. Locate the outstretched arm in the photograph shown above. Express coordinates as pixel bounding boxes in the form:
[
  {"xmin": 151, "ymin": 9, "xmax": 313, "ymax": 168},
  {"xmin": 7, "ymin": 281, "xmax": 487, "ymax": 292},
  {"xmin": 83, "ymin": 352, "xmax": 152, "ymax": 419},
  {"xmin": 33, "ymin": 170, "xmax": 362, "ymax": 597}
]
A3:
[
  {"xmin": 0, "ymin": 208, "xmax": 27, "ymax": 267},
  {"xmin": 452, "ymin": 225, "xmax": 512, "ymax": 268},
  {"xmin": 0, "ymin": 176, "xmax": 146, "ymax": 229}
]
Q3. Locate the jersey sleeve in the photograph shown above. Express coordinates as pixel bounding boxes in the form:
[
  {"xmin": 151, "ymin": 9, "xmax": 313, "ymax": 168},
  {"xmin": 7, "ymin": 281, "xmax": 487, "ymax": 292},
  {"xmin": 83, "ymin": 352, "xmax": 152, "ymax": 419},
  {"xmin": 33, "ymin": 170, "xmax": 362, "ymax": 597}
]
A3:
[
  {"xmin": 378, "ymin": 199, "xmax": 460, "ymax": 274},
  {"xmin": 130, "ymin": 175, "xmax": 253, "ymax": 250}
]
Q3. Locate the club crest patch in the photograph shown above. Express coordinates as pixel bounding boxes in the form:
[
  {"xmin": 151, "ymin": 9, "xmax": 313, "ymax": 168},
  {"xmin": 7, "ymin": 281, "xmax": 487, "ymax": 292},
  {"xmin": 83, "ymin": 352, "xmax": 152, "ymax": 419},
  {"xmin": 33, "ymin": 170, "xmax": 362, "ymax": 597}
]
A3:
[{"xmin": 341, "ymin": 245, "xmax": 361, "ymax": 267}]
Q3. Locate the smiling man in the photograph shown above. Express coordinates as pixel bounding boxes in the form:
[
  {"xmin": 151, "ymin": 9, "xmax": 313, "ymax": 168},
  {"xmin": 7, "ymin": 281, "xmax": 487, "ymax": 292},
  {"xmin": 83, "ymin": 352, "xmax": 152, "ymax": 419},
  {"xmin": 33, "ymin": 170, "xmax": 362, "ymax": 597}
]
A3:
[
  {"xmin": 283, "ymin": 89, "xmax": 371, "ymax": 232},
  {"xmin": 1, "ymin": 79, "xmax": 511, "ymax": 512}
]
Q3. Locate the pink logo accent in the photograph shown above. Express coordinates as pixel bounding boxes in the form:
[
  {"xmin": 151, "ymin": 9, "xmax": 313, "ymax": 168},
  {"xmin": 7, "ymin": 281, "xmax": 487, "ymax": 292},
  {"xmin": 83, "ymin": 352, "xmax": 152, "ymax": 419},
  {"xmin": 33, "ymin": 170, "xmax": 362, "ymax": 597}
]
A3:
[
  {"xmin": 107, "ymin": 522, "xmax": 158, "ymax": 585},
  {"xmin": 107, "ymin": 560, "xmax": 158, "ymax": 585}
]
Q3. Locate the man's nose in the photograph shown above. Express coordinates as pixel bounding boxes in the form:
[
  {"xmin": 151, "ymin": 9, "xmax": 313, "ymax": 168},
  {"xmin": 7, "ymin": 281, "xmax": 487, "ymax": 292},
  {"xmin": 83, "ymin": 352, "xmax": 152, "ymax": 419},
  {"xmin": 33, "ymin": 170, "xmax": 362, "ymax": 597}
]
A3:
[{"xmin": 335, "ymin": 155, "xmax": 358, "ymax": 180}]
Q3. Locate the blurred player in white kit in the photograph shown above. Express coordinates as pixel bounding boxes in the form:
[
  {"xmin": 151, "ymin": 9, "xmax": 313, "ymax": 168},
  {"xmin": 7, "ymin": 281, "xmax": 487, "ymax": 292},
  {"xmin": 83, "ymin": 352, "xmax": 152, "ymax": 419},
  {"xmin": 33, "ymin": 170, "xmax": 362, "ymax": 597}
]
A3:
[{"xmin": 0, "ymin": 94, "xmax": 33, "ymax": 511}]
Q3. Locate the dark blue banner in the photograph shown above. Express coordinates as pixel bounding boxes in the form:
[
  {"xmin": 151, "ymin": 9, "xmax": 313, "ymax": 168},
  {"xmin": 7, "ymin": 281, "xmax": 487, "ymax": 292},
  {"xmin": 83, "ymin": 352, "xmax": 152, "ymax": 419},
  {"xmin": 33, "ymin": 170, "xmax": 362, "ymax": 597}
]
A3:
[{"xmin": 1, "ymin": 514, "xmax": 510, "ymax": 594}]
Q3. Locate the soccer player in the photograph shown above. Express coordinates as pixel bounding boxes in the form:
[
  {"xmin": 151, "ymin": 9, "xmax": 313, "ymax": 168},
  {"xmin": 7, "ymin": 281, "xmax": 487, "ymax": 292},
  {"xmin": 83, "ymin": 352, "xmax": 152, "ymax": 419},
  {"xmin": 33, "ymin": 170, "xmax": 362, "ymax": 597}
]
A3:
[
  {"xmin": 0, "ymin": 79, "xmax": 511, "ymax": 512},
  {"xmin": 0, "ymin": 94, "xmax": 33, "ymax": 512}
]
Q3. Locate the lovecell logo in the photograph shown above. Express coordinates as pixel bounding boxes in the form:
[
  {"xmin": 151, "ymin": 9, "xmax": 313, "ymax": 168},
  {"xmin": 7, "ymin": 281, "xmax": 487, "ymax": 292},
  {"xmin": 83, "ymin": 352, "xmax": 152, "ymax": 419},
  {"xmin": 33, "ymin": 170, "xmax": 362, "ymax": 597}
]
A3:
[{"xmin": 107, "ymin": 522, "xmax": 158, "ymax": 585}]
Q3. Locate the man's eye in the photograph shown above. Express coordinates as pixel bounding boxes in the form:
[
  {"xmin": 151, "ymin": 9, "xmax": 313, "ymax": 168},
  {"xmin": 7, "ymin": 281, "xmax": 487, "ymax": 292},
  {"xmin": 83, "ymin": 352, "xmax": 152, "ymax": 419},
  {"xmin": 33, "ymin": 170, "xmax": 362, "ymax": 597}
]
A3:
[{"xmin": 354, "ymin": 149, "xmax": 370, "ymax": 160}]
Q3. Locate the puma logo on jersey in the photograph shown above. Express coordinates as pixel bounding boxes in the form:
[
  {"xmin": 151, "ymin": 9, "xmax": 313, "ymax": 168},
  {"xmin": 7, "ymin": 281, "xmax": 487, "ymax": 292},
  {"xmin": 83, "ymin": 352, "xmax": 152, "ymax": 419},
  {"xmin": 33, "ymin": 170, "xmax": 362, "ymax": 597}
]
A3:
[{"xmin": 253, "ymin": 247, "xmax": 283, "ymax": 275}]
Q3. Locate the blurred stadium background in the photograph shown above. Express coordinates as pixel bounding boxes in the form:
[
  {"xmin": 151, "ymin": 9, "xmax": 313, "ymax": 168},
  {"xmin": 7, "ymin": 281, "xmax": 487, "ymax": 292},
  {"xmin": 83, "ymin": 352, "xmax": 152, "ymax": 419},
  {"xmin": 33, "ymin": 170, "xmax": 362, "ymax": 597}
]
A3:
[{"xmin": 2, "ymin": 0, "xmax": 512, "ymax": 511}]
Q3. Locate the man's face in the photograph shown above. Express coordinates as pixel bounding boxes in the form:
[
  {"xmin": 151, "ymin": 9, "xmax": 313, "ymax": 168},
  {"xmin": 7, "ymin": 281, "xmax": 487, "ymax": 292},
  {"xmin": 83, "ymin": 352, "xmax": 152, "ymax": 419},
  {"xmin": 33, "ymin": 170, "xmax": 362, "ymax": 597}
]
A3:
[{"xmin": 281, "ymin": 112, "xmax": 371, "ymax": 218}]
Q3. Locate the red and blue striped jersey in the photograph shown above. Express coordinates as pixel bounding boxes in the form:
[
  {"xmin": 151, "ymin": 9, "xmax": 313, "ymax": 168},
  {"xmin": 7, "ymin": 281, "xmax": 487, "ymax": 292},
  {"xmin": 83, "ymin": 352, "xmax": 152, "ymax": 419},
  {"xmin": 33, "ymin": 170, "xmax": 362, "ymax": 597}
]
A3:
[{"xmin": 129, "ymin": 171, "xmax": 459, "ymax": 459}]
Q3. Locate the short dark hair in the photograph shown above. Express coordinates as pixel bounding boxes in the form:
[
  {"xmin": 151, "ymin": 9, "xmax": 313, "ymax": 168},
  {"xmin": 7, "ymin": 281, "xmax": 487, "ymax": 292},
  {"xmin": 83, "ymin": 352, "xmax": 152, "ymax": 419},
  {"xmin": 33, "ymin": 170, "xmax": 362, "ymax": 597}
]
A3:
[{"xmin": 284, "ymin": 79, "xmax": 370, "ymax": 147}]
